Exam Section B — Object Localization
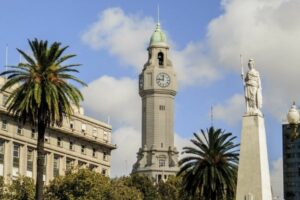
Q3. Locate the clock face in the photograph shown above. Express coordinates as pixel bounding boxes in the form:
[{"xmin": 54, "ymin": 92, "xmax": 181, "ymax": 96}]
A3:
[
  {"xmin": 139, "ymin": 75, "xmax": 143, "ymax": 89},
  {"xmin": 156, "ymin": 73, "xmax": 170, "ymax": 87}
]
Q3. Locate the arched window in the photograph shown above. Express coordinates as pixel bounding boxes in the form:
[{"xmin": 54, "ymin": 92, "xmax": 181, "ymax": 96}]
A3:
[{"xmin": 157, "ymin": 52, "xmax": 164, "ymax": 66}]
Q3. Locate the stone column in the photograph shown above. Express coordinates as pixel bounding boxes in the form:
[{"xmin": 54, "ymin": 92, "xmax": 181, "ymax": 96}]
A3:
[
  {"xmin": 47, "ymin": 153, "xmax": 53, "ymax": 184},
  {"xmin": 4, "ymin": 140, "xmax": 12, "ymax": 183},
  {"xmin": 60, "ymin": 156, "xmax": 66, "ymax": 176},
  {"xmin": 236, "ymin": 115, "xmax": 272, "ymax": 200},
  {"xmin": 20, "ymin": 144, "xmax": 26, "ymax": 176}
]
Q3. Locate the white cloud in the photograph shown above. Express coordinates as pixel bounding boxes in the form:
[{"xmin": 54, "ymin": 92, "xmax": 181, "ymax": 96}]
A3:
[
  {"xmin": 214, "ymin": 94, "xmax": 244, "ymax": 125},
  {"xmin": 81, "ymin": 7, "xmax": 220, "ymax": 87},
  {"xmin": 171, "ymin": 42, "xmax": 220, "ymax": 86},
  {"xmin": 270, "ymin": 157, "xmax": 283, "ymax": 199},
  {"xmin": 111, "ymin": 126, "xmax": 140, "ymax": 177},
  {"xmin": 81, "ymin": 75, "xmax": 140, "ymax": 128},
  {"xmin": 82, "ymin": 1, "xmax": 300, "ymax": 121},
  {"xmin": 174, "ymin": 133, "xmax": 191, "ymax": 158},
  {"xmin": 206, "ymin": 0, "xmax": 300, "ymax": 120},
  {"xmin": 82, "ymin": 7, "xmax": 154, "ymax": 69}
]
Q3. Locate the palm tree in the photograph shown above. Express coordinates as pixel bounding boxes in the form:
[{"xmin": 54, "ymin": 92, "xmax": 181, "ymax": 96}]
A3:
[
  {"xmin": 0, "ymin": 39, "xmax": 86, "ymax": 200},
  {"xmin": 177, "ymin": 127, "xmax": 239, "ymax": 200}
]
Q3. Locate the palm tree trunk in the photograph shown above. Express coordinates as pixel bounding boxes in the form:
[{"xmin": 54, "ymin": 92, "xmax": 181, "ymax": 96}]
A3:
[{"xmin": 35, "ymin": 122, "xmax": 46, "ymax": 200}]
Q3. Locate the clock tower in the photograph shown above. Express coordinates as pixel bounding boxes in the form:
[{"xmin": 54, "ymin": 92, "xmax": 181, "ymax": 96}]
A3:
[{"xmin": 132, "ymin": 22, "xmax": 179, "ymax": 181}]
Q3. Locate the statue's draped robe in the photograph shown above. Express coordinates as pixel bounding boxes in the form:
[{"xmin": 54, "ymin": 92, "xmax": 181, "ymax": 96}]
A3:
[{"xmin": 245, "ymin": 69, "xmax": 262, "ymax": 112}]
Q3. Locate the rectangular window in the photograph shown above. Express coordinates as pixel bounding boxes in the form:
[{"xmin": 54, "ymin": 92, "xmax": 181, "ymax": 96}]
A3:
[
  {"xmin": 13, "ymin": 144, "xmax": 20, "ymax": 167},
  {"xmin": 57, "ymin": 137, "xmax": 62, "ymax": 147},
  {"xmin": 27, "ymin": 148, "xmax": 33, "ymax": 177},
  {"xmin": 70, "ymin": 121, "xmax": 74, "ymax": 130},
  {"xmin": 69, "ymin": 141, "xmax": 74, "ymax": 151},
  {"xmin": 16, "ymin": 124, "xmax": 22, "ymax": 135},
  {"xmin": 92, "ymin": 148, "xmax": 97, "ymax": 157},
  {"xmin": 103, "ymin": 152, "xmax": 107, "ymax": 161},
  {"xmin": 66, "ymin": 158, "xmax": 74, "ymax": 171},
  {"xmin": 2, "ymin": 120, "xmax": 7, "ymax": 130},
  {"xmin": 2, "ymin": 95, "xmax": 8, "ymax": 107},
  {"xmin": 159, "ymin": 159, "xmax": 165, "ymax": 167},
  {"xmin": 13, "ymin": 144, "xmax": 20, "ymax": 177},
  {"xmin": 53, "ymin": 155, "xmax": 60, "ymax": 177},
  {"xmin": 81, "ymin": 145, "xmax": 85, "ymax": 154},
  {"xmin": 92, "ymin": 128, "xmax": 98, "ymax": 138},
  {"xmin": 78, "ymin": 161, "xmax": 86, "ymax": 169},
  {"xmin": 81, "ymin": 124, "xmax": 86, "ymax": 134},
  {"xmin": 89, "ymin": 164, "xmax": 97, "ymax": 171},
  {"xmin": 159, "ymin": 105, "xmax": 165, "ymax": 111},
  {"xmin": 102, "ymin": 169, "xmax": 107, "ymax": 176}
]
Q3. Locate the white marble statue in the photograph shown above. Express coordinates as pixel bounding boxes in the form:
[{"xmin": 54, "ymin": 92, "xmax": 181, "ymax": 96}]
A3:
[{"xmin": 241, "ymin": 59, "xmax": 262, "ymax": 116}]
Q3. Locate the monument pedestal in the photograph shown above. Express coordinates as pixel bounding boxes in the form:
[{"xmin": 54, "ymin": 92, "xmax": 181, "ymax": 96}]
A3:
[{"xmin": 236, "ymin": 115, "xmax": 272, "ymax": 200}]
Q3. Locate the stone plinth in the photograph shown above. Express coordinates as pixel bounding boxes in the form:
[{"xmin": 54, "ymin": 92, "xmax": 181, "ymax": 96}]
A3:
[{"xmin": 236, "ymin": 115, "xmax": 272, "ymax": 200}]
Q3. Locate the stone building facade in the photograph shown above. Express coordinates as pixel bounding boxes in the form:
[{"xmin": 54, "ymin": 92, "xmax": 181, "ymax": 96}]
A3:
[{"xmin": 0, "ymin": 77, "xmax": 116, "ymax": 184}]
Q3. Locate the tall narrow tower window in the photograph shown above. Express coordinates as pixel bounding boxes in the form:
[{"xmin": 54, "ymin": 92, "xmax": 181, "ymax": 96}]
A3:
[
  {"xmin": 158, "ymin": 52, "xmax": 164, "ymax": 66},
  {"xmin": 159, "ymin": 105, "xmax": 165, "ymax": 111}
]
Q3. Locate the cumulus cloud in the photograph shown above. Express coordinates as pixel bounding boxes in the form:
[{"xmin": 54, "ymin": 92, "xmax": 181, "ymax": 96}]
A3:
[
  {"xmin": 214, "ymin": 94, "xmax": 244, "ymax": 125},
  {"xmin": 207, "ymin": 0, "xmax": 300, "ymax": 120},
  {"xmin": 82, "ymin": 7, "xmax": 153, "ymax": 69},
  {"xmin": 81, "ymin": 7, "xmax": 220, "ymax": 87},
  {"xmin": 81, "ymin": 75, "xmax": 140, "ymax": 128},
  {"xmin": 111, "ymin": 126, "xmax": 141, "ymax": 177},
  {"xmin": 82, "ymin": 1, "xmax": 300, "ymax": 120},
  {"xmin": 270, "ymin": 157, "xmax": 283, "ymax": 199},
  {"xmin": 174, "ymin": 133, "xmax": 191, "ymax": 158}
]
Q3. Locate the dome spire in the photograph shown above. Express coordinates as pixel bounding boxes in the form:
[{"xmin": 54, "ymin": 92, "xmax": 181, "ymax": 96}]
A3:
[
  {"xmin": 157, "ymin": 4, "xmax": 160, "ymax": 25},
  {"xmin": 149, "ymin": 6, "xmax": 168, "ymax": 47}
]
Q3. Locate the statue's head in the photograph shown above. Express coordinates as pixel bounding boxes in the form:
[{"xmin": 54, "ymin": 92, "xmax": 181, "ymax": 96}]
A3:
[{"xmin": 248, "ymin": 59, "xmax": 255, "ymax": 69}]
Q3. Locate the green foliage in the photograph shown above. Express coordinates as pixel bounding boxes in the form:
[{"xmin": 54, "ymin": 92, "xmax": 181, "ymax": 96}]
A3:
[
  {"xmin": 4, "ymin": 176, "xmax": 35, "ymax": 200},
  {"xmin": 0, "ymin": 176, "xmax": 35, "ymax": 200},
  {"xmin": 157, "ymin": 176, "xmax": 180, "ymax": 200},
  {"xmin": 123, "ymin": 174, "xmax": 160, "ymax": 200},
  {"xmin": 107, "ymin": 178, "xmax": 143, "ymax": 200},
  {"xmin": 0, "ymin": 176, "xmax": 5, "ymax": 199},
  {"xmin": 45, "ymin": 169, "xmax": 110, "ymax": 200},
  {"xmin": 178, "ymin": 127, "xmax": 239, "ymax": 200},
  {"xmin": 0, "ymin": 171, "xmax": 199, "ymax": 200}
]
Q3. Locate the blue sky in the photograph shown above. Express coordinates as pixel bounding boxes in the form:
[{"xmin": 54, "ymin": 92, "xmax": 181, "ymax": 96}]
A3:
[{"xmin": 2, "ymin": 0, "xmax": 300, "ymax": 197}]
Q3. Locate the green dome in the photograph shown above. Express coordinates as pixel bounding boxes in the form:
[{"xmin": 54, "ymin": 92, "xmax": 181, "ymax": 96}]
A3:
[{"xmin": 149, "ymin": 23, "xmax": 168, "ymax": 47}]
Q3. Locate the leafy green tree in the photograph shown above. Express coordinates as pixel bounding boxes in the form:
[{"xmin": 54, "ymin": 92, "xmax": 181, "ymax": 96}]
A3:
[
  {"xmin": 45, "ymin": 169, "xmax": 110, "ymax": 200},
  {"xmin": 5, "ymin": 176, "xmax": 35, "ymax": 200},
  {"xmin": 107, "ymin": 177, "xmax": 143, "ymax": 200},
  {"xmin": 178, "ymin": 127, "xmax": 239, "ymax": 200},
  {"xmin": 157, "ymin": 176, "xmax": 181, "ymax": 200},
  {"xmin": 0, "ymin": 39, "xmax": 86, "ymax": 200},
  {"xmin": 123, "ymin": 174, "xmax": 160, "ymax": 200}
]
